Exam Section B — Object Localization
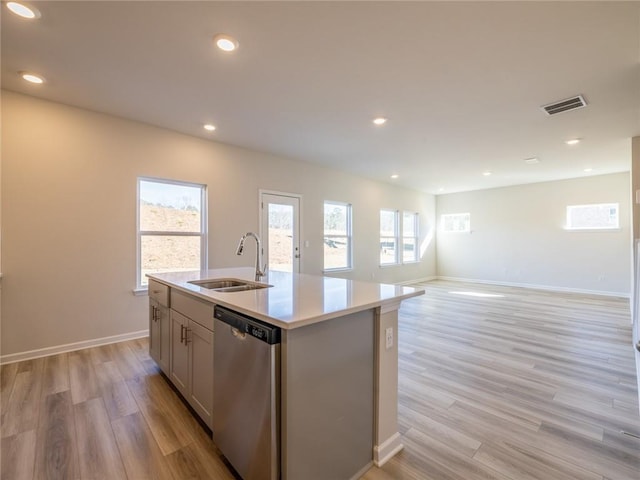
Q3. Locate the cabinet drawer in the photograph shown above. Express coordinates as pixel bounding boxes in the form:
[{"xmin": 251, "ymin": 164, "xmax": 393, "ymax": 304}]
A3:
[
  {"xmin": 149, "ymin": 280, "xmax": 170, "ymax": 307},
  {"xmin": 171, "ymin": 290, "xmax": 214, "ymax": 330}
]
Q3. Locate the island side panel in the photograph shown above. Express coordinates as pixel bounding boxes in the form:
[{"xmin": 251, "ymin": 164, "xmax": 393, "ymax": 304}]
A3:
[
  {"xmin": 374, "ymin": 302, "xmax": 403, "ymax": 466},
  {"xmin": 281, "ymin": 309, "xmax": 374, "ymax": 480}
]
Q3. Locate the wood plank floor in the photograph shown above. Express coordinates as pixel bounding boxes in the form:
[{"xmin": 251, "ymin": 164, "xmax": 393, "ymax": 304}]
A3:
[
  {"xmin": 364, "ymin": 281, "xmax": 640, "ymax": 480},
  {"xmin": 2, "ymin": 280, "xmax": 639, "ymax": 479}
]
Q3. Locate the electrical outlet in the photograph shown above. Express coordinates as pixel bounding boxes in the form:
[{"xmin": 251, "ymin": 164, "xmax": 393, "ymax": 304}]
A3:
[{"xmin": 385, "ymin": 327, "xmax": 393, "ymax": 350}]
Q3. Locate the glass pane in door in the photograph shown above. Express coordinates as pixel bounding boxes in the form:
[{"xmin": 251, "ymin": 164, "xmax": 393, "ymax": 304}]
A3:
[{"xmin": 268, "ymin": 203, "xmax": 294, "ymax": 272}]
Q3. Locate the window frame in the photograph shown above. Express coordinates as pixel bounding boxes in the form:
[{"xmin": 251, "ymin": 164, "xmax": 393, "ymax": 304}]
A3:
[
  {"xmin": 136, "ymin": 176, "xmax": 208, "ymax": 291},
  {"xmin": 380, "ymin": 209, "xmax": 400, "ymax": 266},
  {"xmin": 441, "ymin": 212, "xmax": 471, "ymax": 233},
  {"xmin": 565, "ymin": 203, "xmax": 620, "ymax": 231},
  {"xmin": 323, "ymin": 200, "xmax": 353, "ymax": 272},
  {"xmin": 402, "ymin": 211, "xmax": 419, "ymax": 264}
]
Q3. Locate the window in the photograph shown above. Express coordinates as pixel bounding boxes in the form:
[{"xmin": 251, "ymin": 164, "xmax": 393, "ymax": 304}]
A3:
[
  {"xmin": 137, "ymin": 177, "xmax": 207, "ymax": 289},
  {"xmin": 402, "ymin": 212, "xmax": 419, "ymax": 263},
  {"xmin": 441, "ymin": 213, "xmax": 470, "ymax": 232},
  {"xmin": 323, "ymin": 201, "xmax": 352, "ymax": 270},
  {"xmin": 380, "ymin": 209, "xmax": 399, "ymax": 265},
  {"xmin": 566, "ymin": 203, "xmax": 619, "ymax": 230}
]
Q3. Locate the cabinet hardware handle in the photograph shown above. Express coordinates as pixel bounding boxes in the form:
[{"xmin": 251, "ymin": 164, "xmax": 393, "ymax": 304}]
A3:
[
  {"xmin": 180, "ymin": 324, "xmax": 185, "ymax": 343},
  {"xmin": 185, "ymin": 328, "xmax": 192, "ymax": 344}
]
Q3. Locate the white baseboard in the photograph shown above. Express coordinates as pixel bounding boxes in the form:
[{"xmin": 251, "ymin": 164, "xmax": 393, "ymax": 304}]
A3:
[
  {"xmin": 373, "ymin": 432, "xmax": 404, "ymax": 467},
  {"xmin": 0, "ymin": 330, "xmax": 149, "ymax": 365},
  {"xmin": 398, "ymin": 275, "xmax": 437, "ymax": 286},
  {"xmin": 436, "ymin": 276, "xmax": 630, "ymax": 299}
]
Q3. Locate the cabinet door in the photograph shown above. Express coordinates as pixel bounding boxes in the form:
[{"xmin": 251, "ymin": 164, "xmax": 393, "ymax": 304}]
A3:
[
  {"xmin": 170, "ymin": 310, "xmax": 189, "ymax": 395},
  {"xmin": 149, "ymin": 299, "xmax": 161, "ymax": 364},
  {"xmin": 157, "ymin": 305, "xmax": 171, "ymax": 373},
  {"xmin": 188, "ymin": 319, "xmax": 214, "ymax": 428}
]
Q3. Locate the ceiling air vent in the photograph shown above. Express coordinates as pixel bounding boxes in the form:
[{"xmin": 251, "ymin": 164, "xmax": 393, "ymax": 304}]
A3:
[{"xmin": 541, "ymin": 95, "xmax": 587, "ymax": 116}]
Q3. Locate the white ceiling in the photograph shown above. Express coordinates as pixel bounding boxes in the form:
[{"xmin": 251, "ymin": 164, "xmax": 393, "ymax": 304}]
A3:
[{"xmin": 2, "ymin": 1, "xmax": 639, "ymax": 194}]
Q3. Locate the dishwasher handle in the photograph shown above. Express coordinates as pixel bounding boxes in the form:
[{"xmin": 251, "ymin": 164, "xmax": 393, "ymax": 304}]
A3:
[
  {"xmin": 214, "ymin": 306, "xmax": 281, "ymax": 345},
  {"xmin": 231, "ymin": 327, "xmax": 246, "ymax": 339}
]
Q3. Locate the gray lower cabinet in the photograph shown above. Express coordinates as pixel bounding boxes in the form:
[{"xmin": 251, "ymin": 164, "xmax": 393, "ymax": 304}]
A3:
[
  {"xmin": 149, "ymin": 299, "xmax": 170, "ymax": 372},
  {"xmin": 169, "ymin": 290, "xmax": 214, "ymax": 428},
  {"xmin": 170, "ymin": 309, "xmax": 190, "ymax": 393},
  {"xmin": 149, "ymin": 280, "xmax": 171, "ymax": 373},
  {"xmin": 188, "ymin": 319, "xmax": 214, "ymax": 425}
]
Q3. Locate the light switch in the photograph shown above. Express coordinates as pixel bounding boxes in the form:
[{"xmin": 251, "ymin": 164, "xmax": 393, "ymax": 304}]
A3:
[{"xmin": 385, "ymin": 327, "xmax": 393, "ymax": 349}]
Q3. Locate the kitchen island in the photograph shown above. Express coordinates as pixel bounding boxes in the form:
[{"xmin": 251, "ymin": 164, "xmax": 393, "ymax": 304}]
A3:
[{"xmin": 147, "ymin": 267, "xmax": 424, "ymax": 480}]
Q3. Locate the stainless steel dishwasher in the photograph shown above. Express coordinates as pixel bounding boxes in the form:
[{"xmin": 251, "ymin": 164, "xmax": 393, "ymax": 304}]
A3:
[{"xmin": 213, "ymin": 306, "xmax": 281, "ymax": 480}]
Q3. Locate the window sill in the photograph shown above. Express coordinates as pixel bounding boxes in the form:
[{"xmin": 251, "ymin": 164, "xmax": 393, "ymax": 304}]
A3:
[
  {"xmin": 379, "ymin": 263, "xmax": 400, "ymax": 268},
  {"xmin": 132, "ymin": 287, "xmax": 148, "ymax": 296}
]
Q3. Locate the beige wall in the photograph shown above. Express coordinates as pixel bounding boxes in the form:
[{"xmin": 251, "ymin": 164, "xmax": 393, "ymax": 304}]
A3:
[
  {"xmin": 1, "ymin": 91, "xmax": 436, "ymax": 358},
  {"xmin": 436, "ymin": 173, "xmax": 631, "ymax": 296},
  {"xmin": 633, "ymin": 136, "xmax": 640, "ymax": 240}
]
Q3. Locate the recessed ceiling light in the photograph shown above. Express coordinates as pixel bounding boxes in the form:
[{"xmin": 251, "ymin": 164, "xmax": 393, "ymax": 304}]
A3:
[
  {"xmin": 20, "ymin": 72, "xmax": 45, "ymax": 84},
  {"xmin": 438, "ymin": 188, "xmax": 444, "ymax": 192},
  {"xmin": 390, "ymin": 174, "xmax": 399, "ymax": 179},
  {"xmin": 565, "ymin": 138, "xmax": 581, "ymax": 145},
  {"xmin": 482, "ymin": 171, "xmax": 492, "ymax": 176},
  {"xmin": 203, "ymin": 124, "xmax": 216, "ymax": 132},
  {"xmin": 524, "ymin": 157, "xmax": 540, "ymax": 165},
  {"xmin": 372, "ymin": 117, "xmax": 387, "ymax": 126},
  {"xmin": 213, "ymin": 34, "xmax": 239, "ymax": 52},
  {"xmin": 583, "ymin": 167, "xmax": 593, "ymax": 173},
  {"xmin": 6, "ymin": 2, "xmax": 40, "ymax": 19}
]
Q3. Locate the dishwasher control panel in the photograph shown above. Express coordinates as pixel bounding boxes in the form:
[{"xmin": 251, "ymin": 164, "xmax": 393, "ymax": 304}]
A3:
[{"xmin": 214, "ymin": 306, "xmax": 281, "ymax": 345}]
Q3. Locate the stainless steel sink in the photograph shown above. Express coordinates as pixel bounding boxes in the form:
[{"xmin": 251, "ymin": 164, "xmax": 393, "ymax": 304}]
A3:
[
  {"xmin": 188, "ymin": 278, "xmax": 272, "ymax": 292},
  {"xmin": 190, "ymin": 279, "xmax": 247, "ymax": 289}
]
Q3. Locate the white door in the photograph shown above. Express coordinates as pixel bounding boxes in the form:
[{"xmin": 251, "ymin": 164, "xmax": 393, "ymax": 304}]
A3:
[{"xmin": 260, "ymin": 192, "xmax": 301, "ymax": 273}]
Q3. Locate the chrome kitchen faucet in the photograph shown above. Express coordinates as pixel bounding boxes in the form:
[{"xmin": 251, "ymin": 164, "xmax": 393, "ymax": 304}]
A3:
[{"xmin": 235, "ymin": 232, "xmax": 266, "ymax": 281}]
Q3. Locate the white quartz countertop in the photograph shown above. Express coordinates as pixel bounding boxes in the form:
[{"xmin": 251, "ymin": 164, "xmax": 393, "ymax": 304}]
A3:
[{"xmin": 147, "ymin": 267, "xmax": 424, "ymax": 330}]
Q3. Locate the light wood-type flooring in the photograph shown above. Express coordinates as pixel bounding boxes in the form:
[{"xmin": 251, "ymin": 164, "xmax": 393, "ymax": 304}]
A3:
[{"xmin": 2, "ymin": 280, "xmax": 639, "ymax": 479}]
